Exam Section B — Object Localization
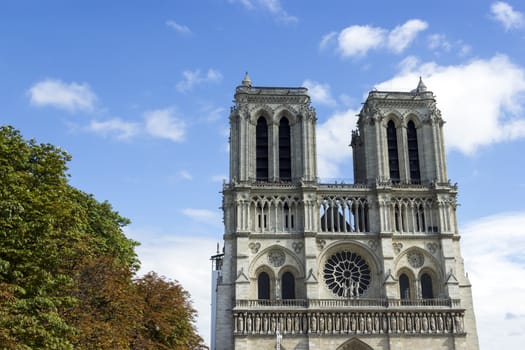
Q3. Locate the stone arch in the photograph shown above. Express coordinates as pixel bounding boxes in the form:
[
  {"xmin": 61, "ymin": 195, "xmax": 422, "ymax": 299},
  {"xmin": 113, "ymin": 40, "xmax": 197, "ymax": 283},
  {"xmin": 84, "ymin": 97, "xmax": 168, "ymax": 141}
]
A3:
[
  {"xmin": 249, "ymin": 245, "xmax": 305, "ymax": 279},
  {"xmin": 396, "ymin": 267, "xmax": 416, "ymax": 300},
  {"xmin": 383, "ymin": 112, "xmax": 403, "ymax": 128},
  {"xmin": 403, "ymin": 112, "xmax": 423, "ymax": 128},
  {"xmin": 337, "ymin": 337, "xmax": 374, "ymax": 350},
  {"xmin": 254, "ymin": 266, "xmax": 275, "ymax": 300},
  {"xmin": 393, "ymin": 246, "xmax": 444, "ymax": 298},
  {"xmin": 318, "ymin": 241, "xmax": 382, "ymax": 298},
  {"xmin": 393, "ymin": 246, "xmax": 443, "ymax": 278},
  {"xmin": 418, "ymin": 266, "xmax": 440, "ymax": 298},
  {"xmin": 249, "ymin": 245, "xmax": 305, "ymax": 300},
  {"xmin": 249, "ymin": 105, "xmax": 273, "ymax": 124},
  {"xmin": 273, "ymin": 106, "xmax": 298, "ymax": 124}
]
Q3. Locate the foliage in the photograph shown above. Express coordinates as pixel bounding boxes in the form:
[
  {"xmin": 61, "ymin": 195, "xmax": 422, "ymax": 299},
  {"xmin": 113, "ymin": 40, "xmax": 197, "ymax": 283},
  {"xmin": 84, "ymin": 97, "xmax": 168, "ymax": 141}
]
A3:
[
  {"xmin": 133, "ymin": 272, "xmax": 206, "ymax": 350},
  {"xmin": 0, "ymin": 126, "xmax": 206, "ymax": 349}
]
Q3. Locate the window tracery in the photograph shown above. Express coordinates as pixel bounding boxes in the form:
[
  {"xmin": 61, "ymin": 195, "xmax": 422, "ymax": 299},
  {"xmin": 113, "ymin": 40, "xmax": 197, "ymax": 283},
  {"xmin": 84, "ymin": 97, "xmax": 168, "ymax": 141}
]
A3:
[
  {"xmin": 324, "ymin": 251, "xmax": 371, "ymax": 297},
  {"xmin": 319, "ymin": 197, "xmax": 369, "ymax": 233}
]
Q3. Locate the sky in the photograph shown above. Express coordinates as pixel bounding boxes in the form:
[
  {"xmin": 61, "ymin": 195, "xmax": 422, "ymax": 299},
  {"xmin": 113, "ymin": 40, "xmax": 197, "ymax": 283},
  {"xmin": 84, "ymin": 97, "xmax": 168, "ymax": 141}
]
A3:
[{"xmin": 1, "ymin": 0, "xmax": 525, "ymax": 348}]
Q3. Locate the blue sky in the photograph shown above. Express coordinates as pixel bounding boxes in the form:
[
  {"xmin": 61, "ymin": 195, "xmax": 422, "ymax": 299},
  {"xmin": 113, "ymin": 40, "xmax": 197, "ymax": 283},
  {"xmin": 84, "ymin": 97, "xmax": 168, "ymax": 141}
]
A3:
[{"xmin": 2, "ymin": 1, "xmax": 525, "ymax": 348}]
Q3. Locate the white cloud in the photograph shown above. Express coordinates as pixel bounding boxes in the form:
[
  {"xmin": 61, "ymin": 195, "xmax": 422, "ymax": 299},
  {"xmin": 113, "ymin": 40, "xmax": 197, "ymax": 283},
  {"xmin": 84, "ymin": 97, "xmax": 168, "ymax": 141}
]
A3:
[
  {"xmin": 303, "ymin": 80, "xmax": 336, "ymax": 106},
  {"xmin": 375, "ymin": 54, "xmax": 525, "ymax": 155},
  {"xmin": 28, "ymin": 79, "xmax": 97, "ymax": 113},
  {"xmin": 427, "ymin": 34, "xmax": 471, "ymax": 57},
  {"xmin": 428, "ymin": 34, "xmax": 452, "ymax": 52},
  {"xmin": 176, "ymin": 69, "xmax": 223, "ymax": 93},
  {"xmin": 388, "ymin": 19, "xmax": 428, "ymax": 53},
  {"xmin": 319, "ymin": 31, "xmax": 337, "ymax": 50},
  {"xmin": 88, "ymin": 118, "xmax": 139, "ymax": 140},
  {"xmin": 182, "ymin": 208, "xmax": 222, "ymax": 226},
  {"xmin": 316, "ymin": 108, "xmax": 359, "ymax": 179},
  {"xmin": 338, "ymin": 25, "xmax": 386, "ymax": 58},
  {"xmin": 126, "ymin": 228, "xmax": 217, "ymax": 346},
  {"xmin": 461, "ymin": 211, "xmax": 525, "ymax": 348},
  {"xmin": 178, "ymin": 170, "xmax": 193, "ymax": 181},
  {"xmin": 166, "ymin": 19, "xmax": 191, "ymax": 34},
  {"xmin": 328, "ymin": 19, "xmax": 427, "ymax": 58},
  {"xmin": 229, "ymin": 0, "xmax": 297, "ymax": 23},
  {"xmin": 491, "ymin": 1, "xmax": 524, "ymax": 30},
  {"xmin": 144, "ymin": 108, "xmax": 186, "ymax": 142},
  {"xmin": 315, "ymin": 54, "xmax": 525, "ymax": 178}
]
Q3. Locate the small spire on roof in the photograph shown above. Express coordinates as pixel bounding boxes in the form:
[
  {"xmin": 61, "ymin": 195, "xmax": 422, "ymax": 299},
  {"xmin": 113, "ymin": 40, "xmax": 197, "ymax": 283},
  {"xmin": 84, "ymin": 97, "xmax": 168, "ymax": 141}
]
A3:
[
  {"xmin": 416, "ymin": 76, "xmax": 427, "ymax": 93},
  {"xmin": 242, "ymin": 72, "xmax": 252, "ymax": 87}
]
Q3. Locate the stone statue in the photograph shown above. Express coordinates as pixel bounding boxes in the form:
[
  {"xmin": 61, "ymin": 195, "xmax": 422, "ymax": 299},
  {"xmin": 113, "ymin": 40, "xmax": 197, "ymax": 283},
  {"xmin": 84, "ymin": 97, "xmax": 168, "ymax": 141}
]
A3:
[
  {"xmin": 310, "ymin": 313, "xmax": 317, "ymax": 333},
  {"xmin": 421, "ymin": 313, "xmax": 428, "ymax": 332}
]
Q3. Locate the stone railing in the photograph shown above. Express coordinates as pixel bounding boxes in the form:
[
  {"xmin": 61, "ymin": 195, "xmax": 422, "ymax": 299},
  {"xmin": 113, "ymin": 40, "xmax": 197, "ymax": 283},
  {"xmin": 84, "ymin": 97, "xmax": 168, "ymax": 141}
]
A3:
[
  {"xmin": 235, "ymin": 298, "xmax": 459, "ymax": 310},
  {"xmin": 232, "ymin": 310, "xmax": 465, "ymax": 336}
]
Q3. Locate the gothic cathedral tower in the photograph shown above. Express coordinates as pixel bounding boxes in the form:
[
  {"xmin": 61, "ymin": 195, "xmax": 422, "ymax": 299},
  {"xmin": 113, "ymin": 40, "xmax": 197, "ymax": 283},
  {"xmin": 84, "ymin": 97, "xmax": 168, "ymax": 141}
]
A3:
[{"xmin": 211, "ymin": 74, "xmax": 479, "ymax": 350}]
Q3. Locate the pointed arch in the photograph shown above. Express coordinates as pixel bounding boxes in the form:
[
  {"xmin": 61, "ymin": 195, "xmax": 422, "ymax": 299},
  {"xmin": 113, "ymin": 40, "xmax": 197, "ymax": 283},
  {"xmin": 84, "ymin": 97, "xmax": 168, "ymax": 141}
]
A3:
[
  {"xmin": 337, "ymin": 337, "xmax": 374, "ymax": 350},
  {"xmin": 421, "ymin": 272, "xmax": 434, "ymax": 299},
  {"xmin": 407, "ymin": 120, "xmax": 421, "ymax": 184},
  {"xmin": 281, "ymin": 271, "xmax": 295, "ymax": 299},
  {"xmin": 399, "ymin": 273, "xmax": 411, "ymax": 299},
  {"xmin": 386, "ymin": 120, "xmax": 400, "ymax": 183},
  {"xmin": 278, "ymin": 117, "xmax": 291, "ymax": 181},
  {"xmin": 256, "ymin": 117, "xmax": 269, "ymax": 181},
  {"xmin": 257, "ymin": 271, "xmax": 270, "ymax": 300}
]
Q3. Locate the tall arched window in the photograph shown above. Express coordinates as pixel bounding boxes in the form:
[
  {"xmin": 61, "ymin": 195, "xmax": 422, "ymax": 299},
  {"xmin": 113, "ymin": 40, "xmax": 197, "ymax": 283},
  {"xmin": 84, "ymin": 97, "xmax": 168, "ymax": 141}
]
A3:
[
  {"xmin": 421, "ymin": 273, "xmax": 433, "ymax": 299},
  {"xmin": 399, "ymin": 273, "xmax": 410, "ymax": 299},
  {"xmin": 256, "ymin": 117, "xmax": 269, "ymax": 181},
  {"xmin": 281, "ymin": 271, "xmax": 295, "ymax": 299},
  {"xmin": 407, "ymin": 121, "xmax": 421, "ymax": 184},
  {"xmin": 279, "ymin": 117, "xmax": 291, "ymax": 181},
  {"xmin": 387, "ymin": 120, "xmax": 400, "ymax": 183},
  {"xmin": 258, "ymin": 272, "xmax": 270, "ymax": 300}
]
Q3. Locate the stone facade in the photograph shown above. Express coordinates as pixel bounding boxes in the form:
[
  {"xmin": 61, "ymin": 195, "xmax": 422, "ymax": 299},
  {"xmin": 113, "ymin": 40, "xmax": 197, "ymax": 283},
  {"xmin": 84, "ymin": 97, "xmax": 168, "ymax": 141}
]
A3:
[{"xmin": 211, "ymin": 75, "xmax": 479, "ymax": 350}]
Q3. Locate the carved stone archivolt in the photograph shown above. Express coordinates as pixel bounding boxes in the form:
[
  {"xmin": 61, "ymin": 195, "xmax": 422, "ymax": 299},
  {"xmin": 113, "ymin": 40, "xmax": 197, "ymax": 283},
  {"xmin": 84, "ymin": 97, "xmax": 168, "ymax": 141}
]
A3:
[
  {"xmin": 338, "ymin": 338, "xmax": 373, "ymax": 350},
  {"xmin": 233, "ymin": 310, "xmax": 464, "ymax": 336}
]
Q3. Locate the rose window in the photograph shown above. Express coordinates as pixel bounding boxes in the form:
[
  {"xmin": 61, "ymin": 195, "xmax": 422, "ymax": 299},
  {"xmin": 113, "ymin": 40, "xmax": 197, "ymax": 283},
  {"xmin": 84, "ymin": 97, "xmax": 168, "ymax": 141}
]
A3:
[{"xmin": 323, "ymin": 251, "xmax": 371, "ymax": 297}]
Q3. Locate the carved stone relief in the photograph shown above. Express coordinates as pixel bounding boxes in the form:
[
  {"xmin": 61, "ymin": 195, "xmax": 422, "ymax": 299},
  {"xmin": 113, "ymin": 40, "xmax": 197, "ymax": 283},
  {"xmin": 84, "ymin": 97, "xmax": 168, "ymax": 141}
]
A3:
[
  {"xmin": 367, "ymin": 239, "xmax": 378, "ymax": 251},
  {"xmin": 233, "ymin": 310, "xmax": 465, "ymax": 336},
  {"xmin": 249, "ymin": 242, "xmax": 261, "ymax": 254},
  {"xmin": 407, "ymin": 251, "xmax": 425, "ymax": 268},
  {"xmin": 426, "ymin": 242, "xmax": 438, "ymax": 254},
  {"xmin": 392, "ymin": 242, "xmax": 403, "ymax": 254},
  {"xmin": 292, "ymin": 241, "xmax": 303, "ymax": 253},
  {"xmin": 268, "ymin": 249, "xmax": 285, "ymax": 267}
]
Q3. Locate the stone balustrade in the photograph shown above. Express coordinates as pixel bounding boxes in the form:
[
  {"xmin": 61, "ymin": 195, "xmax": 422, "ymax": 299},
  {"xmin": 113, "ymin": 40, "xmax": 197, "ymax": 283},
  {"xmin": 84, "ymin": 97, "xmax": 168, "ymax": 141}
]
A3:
[{"xmin": 235, "ymin": 298, "xmax": 460, "ymax": 310}]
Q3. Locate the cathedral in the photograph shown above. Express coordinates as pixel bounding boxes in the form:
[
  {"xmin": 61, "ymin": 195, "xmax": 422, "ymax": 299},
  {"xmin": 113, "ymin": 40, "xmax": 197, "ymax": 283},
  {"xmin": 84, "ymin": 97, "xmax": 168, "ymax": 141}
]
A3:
[{"xmin": 210, "ymin": 74, "xmax": 479, "ymax": 350}]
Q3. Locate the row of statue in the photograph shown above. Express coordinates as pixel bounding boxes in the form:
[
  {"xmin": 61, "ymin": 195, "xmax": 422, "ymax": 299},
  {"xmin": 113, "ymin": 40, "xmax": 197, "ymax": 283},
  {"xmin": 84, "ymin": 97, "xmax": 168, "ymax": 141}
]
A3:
[{"xmin": 233, "ymin": 311, "xmax": 464, "ymax": 335}]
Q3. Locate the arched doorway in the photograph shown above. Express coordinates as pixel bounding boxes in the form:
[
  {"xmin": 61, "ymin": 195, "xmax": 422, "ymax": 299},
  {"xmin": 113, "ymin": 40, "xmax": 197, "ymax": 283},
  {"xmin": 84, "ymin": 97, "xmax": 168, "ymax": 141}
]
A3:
[{"xmin": 337, "ymin": 338, "xmax": 374, "ymax": 350}]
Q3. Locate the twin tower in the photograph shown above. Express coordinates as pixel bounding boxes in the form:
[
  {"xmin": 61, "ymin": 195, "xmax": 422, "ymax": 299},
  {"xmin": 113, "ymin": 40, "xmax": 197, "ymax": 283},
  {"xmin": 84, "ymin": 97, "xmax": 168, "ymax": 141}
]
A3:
[{"xmin": 211, "ymin": 74, "xmax": 479, "ymax": 350}]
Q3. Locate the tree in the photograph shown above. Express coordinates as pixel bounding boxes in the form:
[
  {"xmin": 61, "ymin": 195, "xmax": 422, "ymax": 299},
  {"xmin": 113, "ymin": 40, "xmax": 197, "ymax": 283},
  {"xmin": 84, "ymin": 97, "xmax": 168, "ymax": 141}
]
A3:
[
  {"xmin": 133, "ymin": 272, "xmax": 206, "ymax": 350},
  {"xmin": 0, "ymin": 126, "xmax": 206, "ymax": 349}
]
